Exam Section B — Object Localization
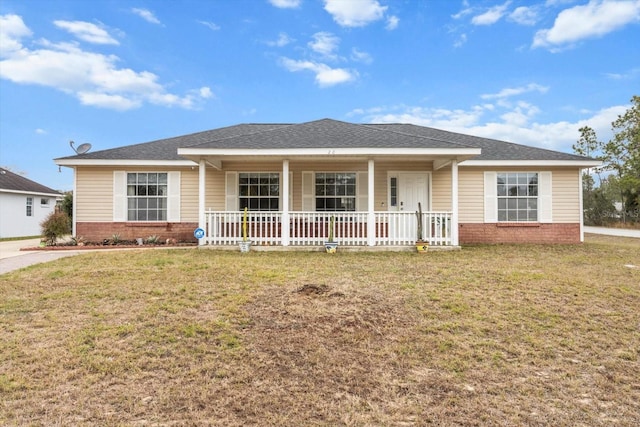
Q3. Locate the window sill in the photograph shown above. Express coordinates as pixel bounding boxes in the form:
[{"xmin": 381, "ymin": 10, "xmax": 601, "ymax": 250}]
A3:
[
  {"xmin": 125, "ymin": 222, "xmax": 169, "ymax": 227},
  {"xmin": 497, "ymin": 222, "xmax": 541, "ymax": 228}
]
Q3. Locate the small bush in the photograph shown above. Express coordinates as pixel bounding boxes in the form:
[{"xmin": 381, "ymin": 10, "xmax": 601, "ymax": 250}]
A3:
[
  {"xmin": 146, "ymin": 235, "xmax": 160, "ymax": 244},
  {"xmin": 40, "ymin": 211, "xmax": 71, "ymax": 246}
]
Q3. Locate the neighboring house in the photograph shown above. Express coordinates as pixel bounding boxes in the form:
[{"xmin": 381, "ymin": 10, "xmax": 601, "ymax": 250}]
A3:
[
  {"xmin": 54, "ymin": 119, "xmax": 600, "ymax": 247},
  {"xmin": 0, "ymin": 168, "xmax": 61, "ymax": 238}
]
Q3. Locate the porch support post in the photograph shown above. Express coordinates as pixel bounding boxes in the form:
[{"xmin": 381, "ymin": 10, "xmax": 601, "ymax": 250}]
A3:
[
  {"xmin": 451, "ymin": 159, "xmax": 459, "ymax": 246},
  {"xmin": 198, "ymin": 159, "xmax": 206, "ymax": 246},
  {"xmin": 367, "ymin": 159, "xmax": 376, "ymax": 246},
  {"xmin": 281, "ymin": 159, "xmax": 290, "ymax": 246}
]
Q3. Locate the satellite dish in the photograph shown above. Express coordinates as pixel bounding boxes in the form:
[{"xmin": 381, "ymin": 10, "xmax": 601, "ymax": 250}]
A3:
[{"xmin": 70, "ymin": 140, "xmax": 92, "ymax": 154}]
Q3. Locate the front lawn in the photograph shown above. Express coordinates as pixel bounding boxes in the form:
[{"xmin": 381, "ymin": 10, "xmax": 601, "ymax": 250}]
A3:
[{"xmin": 1, "ymin": 236, "xmax": 639, "ymax": 425}]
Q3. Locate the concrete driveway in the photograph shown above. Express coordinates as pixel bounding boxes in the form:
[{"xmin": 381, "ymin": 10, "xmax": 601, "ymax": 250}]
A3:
[
  {"xmin": 584, "ymin": 226, "xmax": 640, "ymax": 238},
  {"xmin": 0, "ymin": 238, "xmax": 84, "ymax": 275}
]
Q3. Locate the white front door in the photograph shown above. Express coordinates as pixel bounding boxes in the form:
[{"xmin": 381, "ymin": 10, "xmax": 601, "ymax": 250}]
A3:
[{"xmin": 398, "ymin": 173, "xmax": 429, "ymax": 212}]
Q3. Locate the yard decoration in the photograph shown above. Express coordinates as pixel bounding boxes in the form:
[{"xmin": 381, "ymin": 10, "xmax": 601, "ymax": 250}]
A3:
[
  {"xmin": 415, "ymin": 202, "xmax": 428, "ymax": 252},
  {"xmin": 239, "ymin": 207, "xmax": 252, "ymax": 253},
  {"xmin": 324, "ymin": 215, "xmax": 338, "ymax": 253}
]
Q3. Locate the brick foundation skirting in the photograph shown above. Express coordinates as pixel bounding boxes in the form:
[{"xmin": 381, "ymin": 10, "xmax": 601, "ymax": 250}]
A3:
[
  {"xmin": 76, "ymin": 222, "xmax": 199, "ymax": 243},
  {"xmin": 459, "ymin": 223, "xmax": 581, "ymax": 244}
]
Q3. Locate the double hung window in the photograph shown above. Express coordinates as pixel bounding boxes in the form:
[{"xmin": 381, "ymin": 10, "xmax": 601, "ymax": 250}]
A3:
[
  {"xmin": 497, "ymin": 173, "xmax": 538, "ymax": 222},
  {"xmin": 127, "ymin": 172, "xmax": 168, "ymax": 221},
  {"xmin": 26, "ymin": 197, "xmax": 33, "ymax": 217},
  {"xmin": 239, "ymin": 173, "xmax": 280, "ymax": 211},
  {"xmin": 315, "ymin": 172, "xmax": 356, "ymax": 211}
]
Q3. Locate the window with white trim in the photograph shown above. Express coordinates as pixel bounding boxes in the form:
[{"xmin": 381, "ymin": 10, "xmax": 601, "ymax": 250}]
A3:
[
  {"xmin": 497, "ymin": 172, "xmax": 538, "ymax": 221},
  {"xmin": 26, "ymin": 197, "xmax": 33, "ymax": 217},
  {"xmin": 127, "ymin": 172, "xmax": 168, "ymax": 221},
  {"xmin": 41, "ymin": 198, "xmax": 50, "ymax": 206},
  {"xmin": 239, "ymin": 173, "xmax": 280, "ymax": 211},
  {"xmin": 315, "ymin": 172, "xmax": 356, "ymax": 211}
]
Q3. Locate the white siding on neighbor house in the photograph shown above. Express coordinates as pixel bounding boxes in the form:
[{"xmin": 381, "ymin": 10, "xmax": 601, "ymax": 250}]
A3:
[
  {"xmin": 458, "ymin": 167, "xmax": 582, "ymax": 224},
  {"xmin": 0, "ymin": 192, "xmax": 57, "ymax": 238}
]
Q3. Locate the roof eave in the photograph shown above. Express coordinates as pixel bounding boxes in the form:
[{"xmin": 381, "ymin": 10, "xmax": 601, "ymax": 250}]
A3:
[
  {"xmin": 460, "ymin": 160, "xmax": 602, "ymax": 167},
  {"xmin": 55, "ymin": 159, "xmax": 197, "ymax": 167}
]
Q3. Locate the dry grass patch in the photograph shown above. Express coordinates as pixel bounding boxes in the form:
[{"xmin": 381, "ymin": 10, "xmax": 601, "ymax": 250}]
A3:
[{"xmin": 1, "ymin": 237, "xmax": 639, "ymax": 425}]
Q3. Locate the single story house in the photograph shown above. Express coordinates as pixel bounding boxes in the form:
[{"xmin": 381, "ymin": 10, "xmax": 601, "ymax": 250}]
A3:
[
  {"xmin": 0, "ymin": 168, "xmax": 61, "ymax": 238},
  {"xmin": 54, "ymin": 119, "xmax": 600, "ymax": 248}
]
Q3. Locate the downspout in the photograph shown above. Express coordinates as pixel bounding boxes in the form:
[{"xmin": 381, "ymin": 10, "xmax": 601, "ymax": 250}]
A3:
[{"xmin": 579, "ymin": 169, "xmax": 584, "ymax": 242}]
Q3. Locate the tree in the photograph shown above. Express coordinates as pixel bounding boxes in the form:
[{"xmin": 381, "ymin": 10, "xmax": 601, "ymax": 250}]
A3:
[
  {"xmin": 574, "ymin": 95, "xmax": 640, "ymax": 224},
  {"xmin": 606, "ymin": 95, "xmax": 640, "ymax": 220}
]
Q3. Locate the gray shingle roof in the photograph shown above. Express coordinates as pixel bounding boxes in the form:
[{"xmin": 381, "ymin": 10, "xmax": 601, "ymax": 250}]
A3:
[
  {"xmin": 55, "ymin": 118, "xmax": 594, "ymax": 162},
  {"xmin": 0, "ymin": 168, "xmax": 61, "ymax": 195},
  {"xmin": 186, "ymin": 119, "xmax": 469, "ymax": 150},
  {"xmin": 367, "ymin": 123, "xmax": 591, "ymax": 161}
]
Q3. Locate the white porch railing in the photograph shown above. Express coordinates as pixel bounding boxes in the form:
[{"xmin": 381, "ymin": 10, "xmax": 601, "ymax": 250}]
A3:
[{"xmin": 204, "ymin": 210, "xmax": 453, "ymax": 246}]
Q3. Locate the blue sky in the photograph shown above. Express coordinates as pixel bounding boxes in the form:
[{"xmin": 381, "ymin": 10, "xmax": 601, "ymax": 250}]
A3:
[{"xmin": 1, "ymin": 0, "xmax": 638, "ymax": 191}]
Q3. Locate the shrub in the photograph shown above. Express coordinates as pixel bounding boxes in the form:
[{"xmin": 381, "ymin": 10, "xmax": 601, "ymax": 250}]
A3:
[{"xmin": 40, "ymin": 211, "xmax": 71, "ymax": 246}]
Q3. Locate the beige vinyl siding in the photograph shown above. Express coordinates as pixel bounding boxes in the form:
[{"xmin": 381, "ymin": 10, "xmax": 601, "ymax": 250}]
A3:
[
  {"xmin": 458, "ymin": 166, "xmax": 582, "ymax": 223},
  {"xmin": 180, "ymin": 169, "xmax": 199, "ymax": 222},
  {"xmin": 76, "ymin": 167, "xmax": 114, "ymax": 221},
  {"xmin": 458, "ymin": 168, "xmax": 485, "ymax": 223},
  {"xmin": 432, "ymin": 167, "xmax": 452, "ymax": 211},
  {"xmin": 76, "ymin": 166, "xmax": 197, "ymax": 222},
  {"xmin": 552, "ymin": 169, "xmax": 581, "ymax": 223}
]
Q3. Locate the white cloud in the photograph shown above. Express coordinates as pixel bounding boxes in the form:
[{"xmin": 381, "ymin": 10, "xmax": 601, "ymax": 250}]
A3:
[
  {"xmin": 53, "ymin": 20, "xmax": 119, "ymax": 45},
  {"xmin": 198, "ymin": 20, "xmax": 221, "ymax": 31},
  {"xmin": 349, "ymin": 100, "xmax": 627, "ymax": 153},
  {"xmin": 266, "ymin": 32, "xmax": 294, "ymax": 47},
  {"xmin": 604, "ymin": 67, "xmax": 640, "ymax": 80},
  {"xmin": 481, "ymin": 83, "xmax": 549, "ymax": 100},
  {"xmin": 386, "ymin": 15, "xmax": 399, "ymax": 30},
  {"xmin": 351, "ymin": 48, "xmax": 373, "ymax": 64},
  {"xmin": 35, "ymin": 128, "xmax": 47, "ymax": 135},
  {"xmin": 308, "ymin": 32, "xmax": 340, "ymax": 59},
  {"xmin": 0, "ymin": 14, "xmax": 32, "ymax": 54},
  {"xmin": 454, "ymin": 33, "xmax": 468, "ymax": 48},
  {"xmin": 471, "ymin": 1, "xmax": 512, "ymax": 25},
  {"xmin": 323, "ymin": 0, "xmax": 387, "ymax": 27},
  {"xmin": 509, "ymin": 6, "xmax": 540, "ymax": 26},
  {"xmin": 280, "ymin": 57, "xmax": 357, "ymax": 87},
  {"xmin": 0, "ymin": 14, "xmax": 211, "ymax": 111},
  {"xmin": 452, "ymin": 1, "xmax": 474, "ymax": 20},
  {"xmin": 131, "ymin": 8, "xmax": 162, "ymax": 25},
  {"xmin": 268, "ymin": 0, "xmax": 301, "ymax": 8},
  {"xmin": 533, "ymin": 0, "xmax": 640, "ymax": 50}
]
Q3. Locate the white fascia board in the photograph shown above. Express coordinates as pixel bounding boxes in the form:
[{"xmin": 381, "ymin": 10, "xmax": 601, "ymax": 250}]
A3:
[
  {"xmin": 55, "ymin": 159, "xmax": 196, "ymax": 167},
  {"xmin": 177, "ymin": 147, "xmax": 482, "ymax": 157},
  {"xmin": 460, "ymin": 160, "xmax": 602, "ymax": 168},
  {"xmin": 0, "ymin": 189, "xmax": 61, "ymax": 197}
]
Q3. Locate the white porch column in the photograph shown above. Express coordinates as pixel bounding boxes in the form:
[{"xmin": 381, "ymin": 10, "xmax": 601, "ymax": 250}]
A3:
[
  {"xmin": 367, "ymin": 159, "xmax": 376, "ymax": 246},
  {"xmin": 451, "ymin": 159, "xmax": 459, "ymax": 246},
  {"xmin": 198, "ymin": 159, "xmax": 206, "ymax": 246},
  {"xmin": 282, "ymin": 159, "xmax": 290, "ymax": 246}
]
